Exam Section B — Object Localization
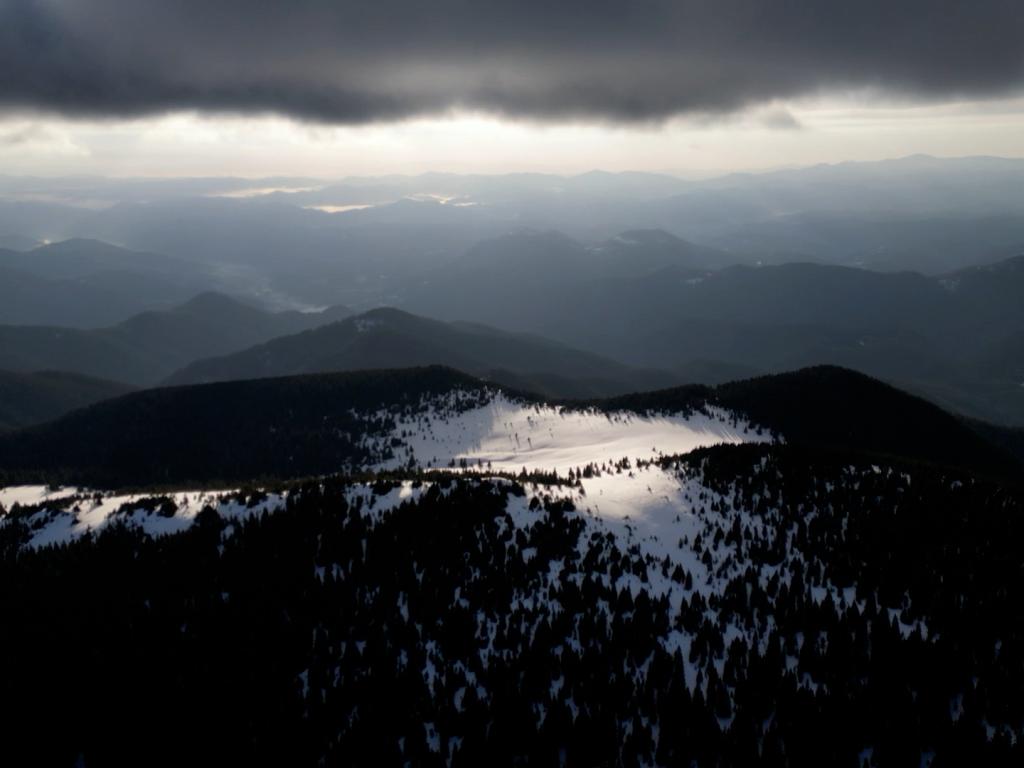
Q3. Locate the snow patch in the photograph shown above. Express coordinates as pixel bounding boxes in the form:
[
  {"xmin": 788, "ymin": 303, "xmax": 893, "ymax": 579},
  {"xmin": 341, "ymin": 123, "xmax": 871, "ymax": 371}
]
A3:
[
  {"xmin": 376, "ymin": 393, "xmax": 766, "ymax": 474},
  {"xmin": 1, "ymin": 487, "xmax": 284, "ymax": 549}
]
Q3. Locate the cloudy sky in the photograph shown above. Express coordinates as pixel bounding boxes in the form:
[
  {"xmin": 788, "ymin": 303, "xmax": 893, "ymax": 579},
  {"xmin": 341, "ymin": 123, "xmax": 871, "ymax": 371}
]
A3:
[{"xmin": 2, "ymin": 0, "xmax": 1023, "ymax": 177}]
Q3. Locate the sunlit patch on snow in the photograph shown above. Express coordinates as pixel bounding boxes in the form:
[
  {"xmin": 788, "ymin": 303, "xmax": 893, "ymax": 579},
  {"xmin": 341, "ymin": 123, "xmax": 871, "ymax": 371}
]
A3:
[
  {"xmin": 375, "ymin": 392, "xmax": 767, "ymax": 474},
  {"xmin": 1, "ymin": 388, "xmax": 770, "ymax": 554}
]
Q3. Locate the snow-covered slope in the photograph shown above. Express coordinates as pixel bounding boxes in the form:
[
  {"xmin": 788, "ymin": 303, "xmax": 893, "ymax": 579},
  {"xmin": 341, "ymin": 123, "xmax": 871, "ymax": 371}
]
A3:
[
  {"xmin": 4, "ymin": 384, "xmax": 1019, "ymax": 763},
  {"xmin": 0, "ymin": 387, "xmax": 943, "ymax": 689},
  {"xmin": 1, "ymin": 389, "xmax": 767, "ymax": 550},
  {"xmin": 0, "ymin": 486, "xmax": 285, "ymax": 548},
  {"xmin": 375, "ymin": 392, "xmax": 764, "ymax": 473}
]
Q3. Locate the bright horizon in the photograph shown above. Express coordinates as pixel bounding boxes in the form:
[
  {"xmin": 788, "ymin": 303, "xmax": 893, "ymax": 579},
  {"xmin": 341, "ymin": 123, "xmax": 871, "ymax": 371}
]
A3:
[
  {"xmin": 5, "ymin": 1, "xmax": 1024, "ymax": 178},
  {"xmin": 4, "ymin": 95, "xmax": 1024, "ymax": 180}
]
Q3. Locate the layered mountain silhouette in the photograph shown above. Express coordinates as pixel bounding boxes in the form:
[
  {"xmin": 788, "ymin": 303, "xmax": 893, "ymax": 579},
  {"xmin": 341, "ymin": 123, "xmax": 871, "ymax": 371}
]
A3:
[
  {"xmin": 0, "ymin": 238, "xmax": 217, "ymax": 326},
  {"xmin": 405, "ymin": 241, "xmax": 1024, "ymax": 424},
  {"xmin": 166, "ymin": 307, "xmax": 677, "ymax": 398},
  {"xmin": 0, "ymin": 293, "xmax": 351, "ymax": 386}
]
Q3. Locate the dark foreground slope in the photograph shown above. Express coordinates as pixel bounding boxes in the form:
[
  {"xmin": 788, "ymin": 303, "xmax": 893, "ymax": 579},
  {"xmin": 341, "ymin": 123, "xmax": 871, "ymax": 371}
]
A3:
[
  {"xmin": 0, "ymin": 365, "xmax": 1018, "ymax": 488},
  {"xmin": 1, "ymin": 454, "xmax": 1022, "ymax": 766},
  {"xmin": 2, "ymin": 365, "xmax": 1023, "ymax": 766}
]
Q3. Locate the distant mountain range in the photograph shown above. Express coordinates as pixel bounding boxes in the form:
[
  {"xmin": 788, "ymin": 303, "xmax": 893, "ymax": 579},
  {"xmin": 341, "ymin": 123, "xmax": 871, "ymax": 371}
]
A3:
[
  {"xmin": 2, "ymin": 156, "xmax": 1024, "ymax": 315},
  {"xmin": 404, "ymin": 235, "xmax": 1024, "ymax": 424},
  {"xmin": 0, "ymin": 157, "xmax": 1023, "ymax": 425},
  {"xmin": 0, "ymin": 293, "xmax": 351, "ymax": 386},
  {"xmin": 0, "ymin": 238, "xmax": 218, "ymax": 326},
  {"xmin": 2, "ymin": 247, "xmax": 1023, "ymax": 425},
  {"xmin": 434, "ymin": 228, "xmax": 727, "ymax": 285}
]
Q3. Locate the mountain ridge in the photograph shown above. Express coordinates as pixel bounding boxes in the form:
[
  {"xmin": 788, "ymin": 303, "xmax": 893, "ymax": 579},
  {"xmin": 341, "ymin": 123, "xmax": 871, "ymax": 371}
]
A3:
[
  {"xmin": 0, "ymin": 364, "xmax": 1018, "ymax": 489},
  {"xmin": 0, "ymin": 292, "xmax": 351, "ymax": 386},
  {"xmin": 164, "ymin": 306, "xmax": 678, "ymax": 397}
]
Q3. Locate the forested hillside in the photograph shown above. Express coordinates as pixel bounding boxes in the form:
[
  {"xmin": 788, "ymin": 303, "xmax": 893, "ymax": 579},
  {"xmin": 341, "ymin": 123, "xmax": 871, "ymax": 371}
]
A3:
[
  {"xmin": 1, "ymin": 445, "xmax": 1021, "ymax": 765},
  {"xmin": 0, "ymin": 366, "xmax": 1018, "ymax": 489}
]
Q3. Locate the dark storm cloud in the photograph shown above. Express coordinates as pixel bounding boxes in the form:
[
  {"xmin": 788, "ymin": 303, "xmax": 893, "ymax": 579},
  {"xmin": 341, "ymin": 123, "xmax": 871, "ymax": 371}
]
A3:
[{"xmin": 1, "ymin": 0, "xmax": 1022, "ymax": 123}]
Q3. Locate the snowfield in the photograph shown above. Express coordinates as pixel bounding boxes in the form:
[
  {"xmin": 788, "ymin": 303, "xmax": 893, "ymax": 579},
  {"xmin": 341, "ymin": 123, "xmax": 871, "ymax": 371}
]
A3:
[{"xmin": 376, "ymin": 392, "xmax": 767, "ymax": 474}]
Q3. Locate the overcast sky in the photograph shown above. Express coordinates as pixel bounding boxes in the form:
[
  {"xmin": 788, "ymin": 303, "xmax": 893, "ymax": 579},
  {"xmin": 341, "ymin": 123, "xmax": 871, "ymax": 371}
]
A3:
[{"xmin": 2, "ymin": 0, "xmax": 1022, "ymax": 177}]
